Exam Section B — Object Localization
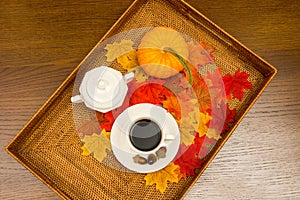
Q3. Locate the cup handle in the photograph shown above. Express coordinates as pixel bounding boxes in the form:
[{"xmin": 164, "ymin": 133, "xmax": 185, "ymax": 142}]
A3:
[{"xmin": 165, "ymin": 134, "xmax": 175, "ymax": 141}]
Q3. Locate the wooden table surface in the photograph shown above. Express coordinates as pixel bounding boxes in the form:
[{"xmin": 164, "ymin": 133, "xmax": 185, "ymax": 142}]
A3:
[{"xmin": 1, "ymin": 0, "xmax": 299, "ymax": 199}]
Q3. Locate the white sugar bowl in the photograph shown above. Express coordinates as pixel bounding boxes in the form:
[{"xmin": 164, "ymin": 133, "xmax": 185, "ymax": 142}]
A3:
[{"xmin": 71, "ymin": 66, "xmax": 134, "ymax": 113}]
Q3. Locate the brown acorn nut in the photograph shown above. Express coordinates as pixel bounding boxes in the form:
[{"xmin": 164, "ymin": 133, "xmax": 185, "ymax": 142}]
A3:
[
  {"xmin": 147, "ymin": 154, "xmax": 157, "ymax": 165},
  {"xmin": 133, "ymin": 155, "xmax": 147, "ymax": 165},
  {"xmin": 156, "ymin": 146, "xmax": 167, "ymax": 159}
]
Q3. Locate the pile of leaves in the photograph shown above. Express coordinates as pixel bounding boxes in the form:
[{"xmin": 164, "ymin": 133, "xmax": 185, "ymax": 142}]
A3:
[{"xmin": 78, "ymin": 29, "xmax": 253, "ymax": 193}]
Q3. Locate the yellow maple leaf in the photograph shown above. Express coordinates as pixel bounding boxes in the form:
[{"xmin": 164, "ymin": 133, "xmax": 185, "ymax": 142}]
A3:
[
  {"xmin": 82, "ymin": 132, "xmax": 111, "ymax": 162},
  {"xmin": 195, "ymin": 112, "xmax": 211, "ymax": 137},
  {"xmin": 174, "ymin": 165, "xmax": 187, "ymax": 181},
  {"xmin": 144, "ymin": 162, "xmax": 179, "ymax": 193},
  {"xmin": 102, "ymin": 129, "xmax": 111, "ymax": 139},
  {"xmin": 104, "ymin": 39, "xmax": 134, "ymax": 62},
  {"xmin": 117, "ymin": 50, "xmax": 138, "ymax": 71},
  {"xmin": 206, "ymin": 128, "xmax": 220, "ymax": 140},
  {"xmin": 81, "ymin": 145, "xmax": 90, "ymax": 156},
  {"xmin": 179, "ymin": 110, "xmax": 214, "ymax": 143}
]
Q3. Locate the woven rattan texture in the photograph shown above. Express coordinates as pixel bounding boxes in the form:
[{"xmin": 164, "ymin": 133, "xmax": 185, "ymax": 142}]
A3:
[{"xmin": 7, "ymin": 0, "xmax": 276, "ymax": 199}]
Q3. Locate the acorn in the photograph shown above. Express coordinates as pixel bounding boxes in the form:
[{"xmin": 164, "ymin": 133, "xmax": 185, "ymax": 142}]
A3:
[
  {"xmin": 133, "ymin": 155, "xmax": 147, "ymax": 165},
  {"xmin": 147, "ymin": 154, "xmax": 157, "ymax": 165},
  {"xmin": 156, "ymin": 146, "xmax": 167, "ymax": 159}
]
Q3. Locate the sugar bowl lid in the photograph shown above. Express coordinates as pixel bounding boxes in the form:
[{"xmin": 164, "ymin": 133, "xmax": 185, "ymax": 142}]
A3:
[{"xmin": 71, "ymin": 66, "xmax": 134, "ymax": 113}]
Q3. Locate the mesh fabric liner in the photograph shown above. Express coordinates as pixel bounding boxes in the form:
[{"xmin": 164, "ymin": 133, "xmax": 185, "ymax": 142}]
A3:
[{"xmin": 7, "ymin": 0, "xmax": 276, "ymax": 199}]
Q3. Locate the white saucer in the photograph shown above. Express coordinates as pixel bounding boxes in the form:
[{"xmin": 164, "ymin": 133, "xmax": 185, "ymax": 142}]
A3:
[{"xmin": 110, "ymin": 103, "xmax": 180, "ymax": 173}]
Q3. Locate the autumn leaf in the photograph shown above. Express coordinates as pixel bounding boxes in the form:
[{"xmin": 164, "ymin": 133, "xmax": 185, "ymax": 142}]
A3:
[
  {"xmin": 81, "ymin": 132, "xmax": 111, "ymax": 162},
  {"xmin": 174, "ymin": 143, "xmax": 202, "ymax": 176},
  {"xmin": 162, "ymin": 95, "xmax": 181, "ymax": 120},
  {"xmin": 104, "ymin": 40, "xmax": 134, "ymax": 62},
  {"xmin": 144, "ymin": 162, "xmax": 179, "ymax": 193},
  {"xmin": 187, "ymin": 41, "xmax": 214, "ymax": 68},
  {"xmin": 205, "ymin": 68, "xmax": 226, "ymax": 100},
  {"xmin": 132, "ymin": 66, "xmax": 150, "ymax": 83},
  {"xmin": 174, "ymin": 166, "xmax": 187, "ymax": 181},
  {"xmin": 208, "ymin": 100, "xmax": 237, "ymax": 133},
  {"xmin": 129, "ymin": 83, "xmax": 171, "ymax": 105},
  {"xmin": 78, "ymin": 114, "xmax": 101, "ymax": 136},
  {"xmin": 96, "ymin": 111, "xmax": 115, "ymax": 132},
  {"xmin": 117, "ymin": 50, "xmax": 139, "ymax": 71},
  {"xmin": 81, "ymin": 145, "xmax": 90, "ymax": 156},
  {"xmin": 206, "ymin": 128, "xmax": 220, "ymax": 140},
  {"xmin": 193, "ymin": 132, "xmax": 217, "ymax": 158},
  {"xmin": 182, "ymin": 67, "xmax": 212, "ymax": 112},
  {"xmin": 195, "ymin": 111, "xmax": 211, "ymax": 137},
  {"xmin": 179, "ymin": 124, "xmax": 195, "ymax": 146},
  {"xmin": 102, "ymin": 129, "xmax": 111, "ymax": 139},
  {"xmin": 222, "ymin": 69, "xmax": 253, "ymax": 101}
]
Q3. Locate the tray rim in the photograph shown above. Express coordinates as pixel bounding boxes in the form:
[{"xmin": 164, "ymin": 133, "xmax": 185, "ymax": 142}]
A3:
[{"xmin": 6, "ymin": 0, "xmax": 277, "ymax": 199}]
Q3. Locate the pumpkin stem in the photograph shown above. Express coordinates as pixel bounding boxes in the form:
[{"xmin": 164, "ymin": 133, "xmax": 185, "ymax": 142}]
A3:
[{"xmin": 164, "ymin": 47, "xmax": 193, "ymax": 85}]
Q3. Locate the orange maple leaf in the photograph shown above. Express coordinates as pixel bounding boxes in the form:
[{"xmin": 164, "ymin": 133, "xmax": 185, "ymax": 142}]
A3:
[{"xmin": 144, "ymin": 162, "xmax": 179, "ymax": 193}]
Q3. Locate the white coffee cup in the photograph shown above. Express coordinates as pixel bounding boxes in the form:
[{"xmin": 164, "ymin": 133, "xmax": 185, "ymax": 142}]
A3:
[{"xmin": 110, "ymin": 103, "xmax": 180, "ymax": 173}]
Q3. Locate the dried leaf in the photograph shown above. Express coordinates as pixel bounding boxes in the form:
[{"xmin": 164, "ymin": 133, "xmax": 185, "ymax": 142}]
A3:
[
  {"xmin": 222, "ymin": 69, "xmax": 253, "ymax": 101},
  {"xmin": 117, "ymin": 50, "xmax": 139, "ymax": 71},
  {"xmin": 81, "ymin": 132, "xmax": 111, "ymax": 162},
  {"xmin": 187, "ymin": 41, "xmax": 214, "ymax": 67},
  {"xmin": 144, "ymin": 162, "xmax": 179, "ymax": 193},
  {"xmin": 104, "ymin": 40, "xmax": 134, "ymax": 62},
  {"xmin": 78, "ymin": 115, "xmax": 101, "ymax": 136}
]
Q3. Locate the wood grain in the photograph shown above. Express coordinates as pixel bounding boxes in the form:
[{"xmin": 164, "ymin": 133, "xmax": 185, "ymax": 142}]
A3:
[{"xmin": 1, "ymin": 0, "xmax": 299, "ymax": 199}]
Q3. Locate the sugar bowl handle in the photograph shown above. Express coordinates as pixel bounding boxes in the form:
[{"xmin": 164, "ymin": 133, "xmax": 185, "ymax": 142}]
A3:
[
  {"xmin": 124, "ymin": 72, "xmax": 134, "ymax": 83},
  {"xmin": 71, "ymin": 95, "xmax": 83, "ymax": 103}
]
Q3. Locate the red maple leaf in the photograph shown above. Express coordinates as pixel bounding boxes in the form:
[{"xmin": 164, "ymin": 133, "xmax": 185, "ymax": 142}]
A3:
[
  {"xmin": 193, "ymin": 132, "xmax": 217, "ymax": 158},
  {"xmin": 129, "ymin": 83, "xmax": 171, "ymax": 105},
  {"xmin": 222, "ymin": 70, "xmax": 253, "ymax": 101},
  {"xmin": 207, "ymin": 100, "xmax": 237, "ymax": 133},
  {"xmin": 96, "ymin": 111, "xmax": 115, "ymax": 132},
  {"xmin": 174, "ymin": 143, "xmax": 202, "ymax": 176}
]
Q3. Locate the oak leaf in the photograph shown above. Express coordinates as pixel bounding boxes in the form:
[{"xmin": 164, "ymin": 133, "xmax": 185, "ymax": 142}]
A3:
[
  {"xmin": 144, "ymin": 162, "xmax": 179, "ymax": 193},
  {"xmin": 104, "ymin": 40, "xmax": 134, "ymax": 62}
]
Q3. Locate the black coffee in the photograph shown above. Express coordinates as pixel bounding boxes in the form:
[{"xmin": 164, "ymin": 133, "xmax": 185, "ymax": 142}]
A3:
[{"xmin": 129, "ymin": 119, "xmax": 162, "ymax": 151}]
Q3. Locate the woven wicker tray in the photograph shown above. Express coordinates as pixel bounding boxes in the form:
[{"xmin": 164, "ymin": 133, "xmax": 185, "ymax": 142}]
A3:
[{"xmin": 6, "ymin": 0, "xmax": 276, "ymax": 199}]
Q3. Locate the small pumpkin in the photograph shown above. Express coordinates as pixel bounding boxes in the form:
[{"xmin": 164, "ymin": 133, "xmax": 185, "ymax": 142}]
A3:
[{"xmin": 137, "ymin": 27, "xmax": 189, "ymax": 79}]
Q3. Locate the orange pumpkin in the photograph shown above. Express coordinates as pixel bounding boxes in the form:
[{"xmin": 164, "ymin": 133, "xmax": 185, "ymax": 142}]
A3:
[{"xmin": 137, "ymin": 27, "xmax": 189, "ymax": 79}]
